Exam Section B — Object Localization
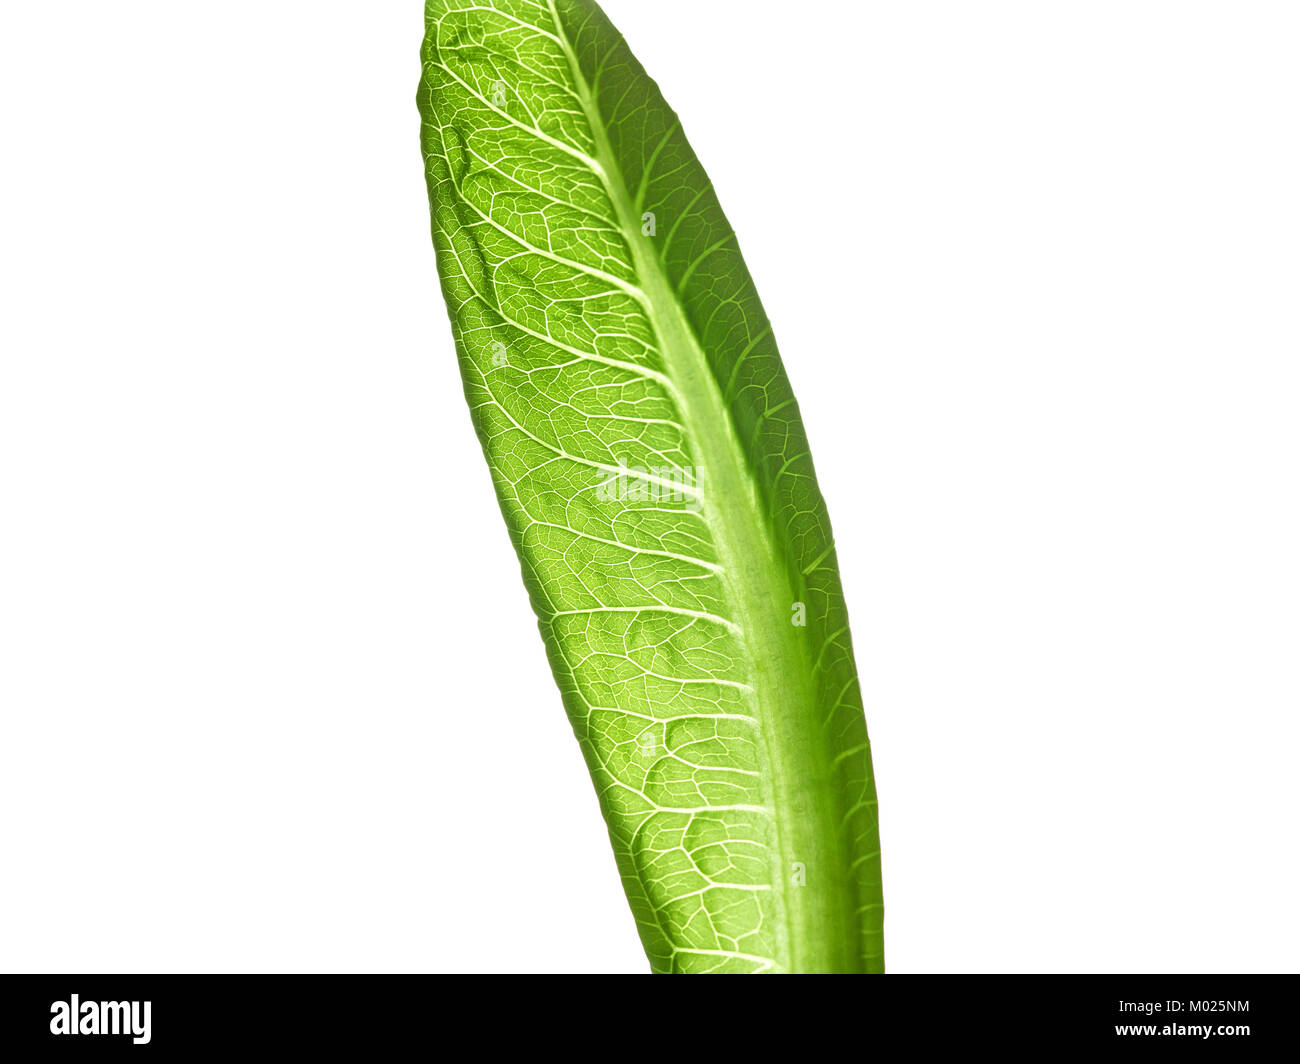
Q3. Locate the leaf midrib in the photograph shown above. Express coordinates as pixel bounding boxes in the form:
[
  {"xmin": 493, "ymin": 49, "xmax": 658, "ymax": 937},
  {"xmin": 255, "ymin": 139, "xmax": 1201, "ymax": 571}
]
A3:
[{"xmin": 546, "ymin": 0, "xmax": 855, "ymax": 973}]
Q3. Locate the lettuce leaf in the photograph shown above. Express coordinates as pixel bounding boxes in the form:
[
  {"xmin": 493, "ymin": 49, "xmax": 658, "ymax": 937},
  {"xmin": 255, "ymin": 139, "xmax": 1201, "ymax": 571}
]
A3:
[{"xmin": 419, "ymin": 0, "xmax": 883, "ymax": 973}]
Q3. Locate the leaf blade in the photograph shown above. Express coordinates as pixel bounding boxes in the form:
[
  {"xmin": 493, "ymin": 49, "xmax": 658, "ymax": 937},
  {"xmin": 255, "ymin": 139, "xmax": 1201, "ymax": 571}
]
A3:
[{"xmin": 420, "ymin": 0, "xmax": 883, "ymax": 973}]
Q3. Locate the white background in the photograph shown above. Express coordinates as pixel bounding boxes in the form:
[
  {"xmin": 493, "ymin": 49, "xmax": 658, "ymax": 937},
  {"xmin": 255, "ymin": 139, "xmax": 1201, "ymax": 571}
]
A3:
[{"xmin": 1, "ymin": 1, "xmax": 1297, "ymax": 974}]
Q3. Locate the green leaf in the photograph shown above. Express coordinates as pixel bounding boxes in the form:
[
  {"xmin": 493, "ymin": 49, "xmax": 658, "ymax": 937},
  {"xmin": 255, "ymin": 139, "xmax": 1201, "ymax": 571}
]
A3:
[{"xmin": 418, "ymin": 0, "xmax": 882, "ymax": 974}]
